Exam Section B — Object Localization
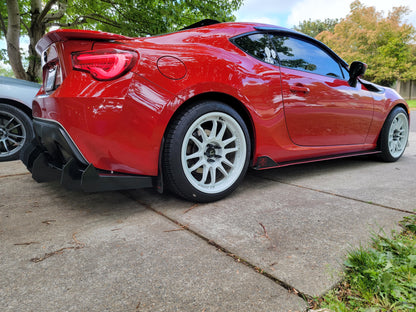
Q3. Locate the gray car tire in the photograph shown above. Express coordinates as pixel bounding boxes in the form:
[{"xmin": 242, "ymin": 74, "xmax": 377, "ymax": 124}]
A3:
[{"xmin": 0, "ymin": 103, "xmax": 34, "ymax": 161}]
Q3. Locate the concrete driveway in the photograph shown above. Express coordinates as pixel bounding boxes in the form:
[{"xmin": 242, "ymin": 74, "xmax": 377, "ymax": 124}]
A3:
[{"xmin": 1, "ymin": 111, "xmax": 415, "ymax": 311}]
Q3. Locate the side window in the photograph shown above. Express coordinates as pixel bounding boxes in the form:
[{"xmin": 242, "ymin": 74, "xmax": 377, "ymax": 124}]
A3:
[
  {"xmin": 270, "ymin": 35, "xmax": 343, "ymax": 78},
  {"xmin": 233, "ymin": 34, "xmax": 278, "ymax": 65}
]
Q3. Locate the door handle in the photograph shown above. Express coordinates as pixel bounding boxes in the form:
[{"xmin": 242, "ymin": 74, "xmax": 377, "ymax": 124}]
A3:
[{"xmin": 289, "ymin": 84, "xmax": 310, "ymax": 94}]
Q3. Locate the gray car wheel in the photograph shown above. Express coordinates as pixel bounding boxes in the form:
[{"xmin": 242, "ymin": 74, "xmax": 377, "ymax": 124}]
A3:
[{"xmin": 0, "ymin": 103, "xmax": 34, "ymax": 161}]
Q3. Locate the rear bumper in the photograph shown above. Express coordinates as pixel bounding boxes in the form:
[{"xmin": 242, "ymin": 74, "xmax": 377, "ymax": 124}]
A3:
[{"xmin": 21, "ymin": 118, "xmax": 154, "ymax": 192}]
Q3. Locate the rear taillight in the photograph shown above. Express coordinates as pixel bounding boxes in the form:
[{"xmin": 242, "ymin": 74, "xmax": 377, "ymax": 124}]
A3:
[{"xmin": 72, "ymin": 49, "xmax": 138, "ymax": 80}]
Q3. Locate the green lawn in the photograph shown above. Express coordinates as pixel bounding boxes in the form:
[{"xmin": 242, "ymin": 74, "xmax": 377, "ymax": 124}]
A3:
[
  {"xmin": 312, "ymin": 214, "xmax": 416, "ymax": 311},
  {"xmin": 408, "ymin": 99, "xmax": 416, "ymax": 108}
]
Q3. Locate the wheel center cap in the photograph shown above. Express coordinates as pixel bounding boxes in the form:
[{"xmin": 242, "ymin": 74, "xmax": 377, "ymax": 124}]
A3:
[
  {"xmin": 393, "ymin": 130, "xmax": 400, "ymax": 140},
  {"xmin": 206, "ymin": 147, "xmax": 216, "ymax": 157}
]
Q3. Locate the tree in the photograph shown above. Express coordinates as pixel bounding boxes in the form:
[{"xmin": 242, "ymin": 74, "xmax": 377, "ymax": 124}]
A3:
[
  {"xmin": 316, "ymin": 0, "xmax": 416, "ymax": 86},
  {"xmin": 0, "ymin": 0, "xmax": 243, "ymax": 82},
  {"xmin": 0, "ymin": 64, "xmax": 14, "ymax": 77},
  {"xmin": 293, "ymin": 18, "xmax": 339, "ymax": 38},
  {"xmin": 0, "ymin": 0, "xmax": 68, "ymax": 81}
]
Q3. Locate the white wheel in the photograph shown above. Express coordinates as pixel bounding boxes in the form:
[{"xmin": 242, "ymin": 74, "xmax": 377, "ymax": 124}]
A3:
[
  {"xmin": 387, "ymin": 112, "xmax": 408, "ymax": 158},
  {"xmin": 181, "ymin": 112, "xmax": 247, "ymax": 194},
  {"xmin": 379, "ymin": 107, "xmax": 409, "ymax": 162},
  {"xmin": 164, "ymin": 101, "xmax": 250, "ymax": 202}
]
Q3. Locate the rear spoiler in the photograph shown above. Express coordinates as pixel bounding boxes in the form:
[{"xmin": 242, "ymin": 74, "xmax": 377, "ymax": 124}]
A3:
[{"xmin": 36, "ymin": 29, "xmax": 134, "ymax": 55}]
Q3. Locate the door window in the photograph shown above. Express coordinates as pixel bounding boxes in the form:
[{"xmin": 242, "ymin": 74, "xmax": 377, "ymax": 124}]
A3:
[{"xmin": 270, "ymin": 35, "xmax": 344, "ymax": 79}]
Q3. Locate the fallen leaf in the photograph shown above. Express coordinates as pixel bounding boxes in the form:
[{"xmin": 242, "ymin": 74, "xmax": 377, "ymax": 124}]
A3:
[
  {"xmin": 14, "ymin": 242, "xmax": 39, "ymax": 246},
  {"xmin": 42, "ymin": 220, "xmax": 56, "ymax": 225}
]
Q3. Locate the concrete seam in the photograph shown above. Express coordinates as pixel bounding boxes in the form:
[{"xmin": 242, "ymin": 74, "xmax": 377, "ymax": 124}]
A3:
[
  {"xmin": 121, "ymin": 191, "xmax": 313, "ymax": 307},
  {"xmin": 260, "ymin": 176, "xmax": 416, "ymax": 216},
  {"xmin": 0, "ymin": 172, "xmax": 30, "ymax": 179}
]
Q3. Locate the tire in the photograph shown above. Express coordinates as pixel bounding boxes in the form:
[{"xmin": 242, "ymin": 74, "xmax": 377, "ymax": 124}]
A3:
[
  {"xmin": 378, "ymin": 107, "xmax": 409, "ymax": 162},
  {"xmin": 0, "ymin": 103, "xmax": 34, "ymax": 162},
  {"xmin": 163, "ymin": 101, "xmax": 251, "ymax": 202}
]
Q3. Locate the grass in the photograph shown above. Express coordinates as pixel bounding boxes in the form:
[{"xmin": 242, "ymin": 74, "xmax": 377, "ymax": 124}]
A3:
[
  {"xmin": 311, "ymin": 214, "xmax": 416, "ymax": 312},
  {"xmin": 407, "ymin": 100, "xmax": 416, "ymax": 108}
]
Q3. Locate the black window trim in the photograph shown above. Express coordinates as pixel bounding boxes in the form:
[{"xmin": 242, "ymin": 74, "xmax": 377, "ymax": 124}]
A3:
[
  {"xmin": 254, "ymin": 26, "xmax": 349, "ymax": 68},
  {"xmin": 231, "ymin": 28, "xmax": 351, "ymax": 81},
  {"xmin": 230, "ymin": 31, "xmax": 279, "ymax": 66},
  {"xmin": 268, "ymin": 31, "xmax": 346, "ymax": 80}
]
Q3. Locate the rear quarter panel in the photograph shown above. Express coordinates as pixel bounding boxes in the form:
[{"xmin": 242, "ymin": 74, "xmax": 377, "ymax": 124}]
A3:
[{"xmin": 131, "ymin": 33, "xmax": 291, "ymax": 164}]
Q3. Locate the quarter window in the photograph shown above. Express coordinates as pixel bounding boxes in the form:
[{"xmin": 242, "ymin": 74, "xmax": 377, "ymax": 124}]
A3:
[{"xmin": 233, "ymin": 34, "xmax": 278, "ymax": 65}]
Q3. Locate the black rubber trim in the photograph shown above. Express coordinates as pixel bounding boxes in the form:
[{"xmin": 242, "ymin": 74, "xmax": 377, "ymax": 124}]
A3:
[
  {"xmin": 180, "ymin": 19, "xmax": 220, "ymax": 30},
  {"xmin": 253, "ymin": 150, "xmax": 381, "ymax": 170}
]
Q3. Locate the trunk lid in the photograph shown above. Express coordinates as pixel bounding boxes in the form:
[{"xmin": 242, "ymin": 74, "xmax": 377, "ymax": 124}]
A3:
[{"xmin": 36, "ymin": 29, "xmax": 135, "ymax": 93}]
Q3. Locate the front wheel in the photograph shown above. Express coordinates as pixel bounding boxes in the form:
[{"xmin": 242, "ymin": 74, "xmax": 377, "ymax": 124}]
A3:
[
  {"xmin": 163, "ymin": 101, "xmax": 251, "ymax": 202},
  {"xmin": 378, "ymin": 107, "xmax": 409, "ymax": 162}
]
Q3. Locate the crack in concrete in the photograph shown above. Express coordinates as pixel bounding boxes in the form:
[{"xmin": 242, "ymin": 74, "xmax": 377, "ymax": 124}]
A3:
[
  {"xmin": 259, "ymin": 176, "xmax": 416, "ymax": 216},
  {"xmin": 0, "ymin": 172, "xmax": 30, "ymax": 179},
  {"xmin": 30, "ymin": 233, "xmax": 86, "ymax": 263},
  {"xmin": 121, "ymin": 191, "xmax": 312, "ymax": 307}
]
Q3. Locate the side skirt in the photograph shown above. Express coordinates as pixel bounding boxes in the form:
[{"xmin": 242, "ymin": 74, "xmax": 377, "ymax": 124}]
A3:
[{"xmin": 253, "ymin": 150, "xmax": 381, "ymax": 170}]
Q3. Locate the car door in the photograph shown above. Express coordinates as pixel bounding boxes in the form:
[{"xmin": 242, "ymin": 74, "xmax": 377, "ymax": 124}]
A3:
[{"xmin": 270, "ymin": 34, "xmax": 374, "ymax": 146}]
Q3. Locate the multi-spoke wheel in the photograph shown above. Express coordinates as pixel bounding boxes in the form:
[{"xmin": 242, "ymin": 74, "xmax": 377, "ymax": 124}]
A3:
[
  {"xmin": 379, "ymin": 107, "xmax": 409, "ymax": 162},
  {"xmin": 0, "ymin": 103, "xmax": 34, "ymax": 161},
  {"xmin": 164, "ymin": 101, "xmax": 250, "ymax": 202}
]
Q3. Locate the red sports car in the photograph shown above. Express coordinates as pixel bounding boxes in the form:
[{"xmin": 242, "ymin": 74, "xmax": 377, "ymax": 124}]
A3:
[{"xmin": 21, "ymin": 20, "xmax": 410, "ymax": 202}]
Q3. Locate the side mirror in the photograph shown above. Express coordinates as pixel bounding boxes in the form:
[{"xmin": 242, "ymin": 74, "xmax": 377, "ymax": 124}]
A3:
[{"xmin": 348, "ymin": 61, "xmax": 367, "ymax": 87}]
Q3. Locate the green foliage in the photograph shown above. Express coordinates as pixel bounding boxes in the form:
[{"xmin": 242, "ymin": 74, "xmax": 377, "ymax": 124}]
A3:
[
  {"xmin": 315, "ymin": 214, "xmax": 416, "ymax": 311},
  {"xmin": 0, "ymin": 0, "xmax": 242, "ymax": 81},
  {"xmin": 0, "ymin": 0, "xmax": 243, "ymax": 39},
  {"xmin": 293, "ymin": 18, "xmax": 339, "ymax": 38},
  {"xmin": 407, "ymin": 100, "xmax": 416, "ymax": 108},
  {"xmin": 57, "ymin": 0, "xmax": 243, "ymax": 36},
  {"xmin": 0, "ymin": 64, "xmax": 14, "ymax": 77},
  {"xmin": 0, "ymin": 49, "xmax": 8, "ymax": 63},
  {"xmin": 316, "ymin": 0, "xmax": 416, "ymax": 87}
]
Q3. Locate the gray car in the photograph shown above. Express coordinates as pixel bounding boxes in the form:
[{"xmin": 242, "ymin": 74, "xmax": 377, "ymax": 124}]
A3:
[{"xmin": 0, "ymin": 76, "xmax": 40, "ymax": 161}]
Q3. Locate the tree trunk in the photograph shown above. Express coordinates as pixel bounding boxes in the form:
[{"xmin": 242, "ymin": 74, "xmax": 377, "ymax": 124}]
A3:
[
  {"xmin": 6, "ymin": 0, "xmax": 28, "ymax": 80},
  {"xmin": 27, "ymin": 0, "xmax": 45, "ymax": 82}
]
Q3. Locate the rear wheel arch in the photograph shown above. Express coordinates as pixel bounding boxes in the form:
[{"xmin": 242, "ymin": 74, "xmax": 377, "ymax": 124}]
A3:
[
  {"xmin": 162, "ymin": 92, "xmax": 256, "ymax": 163},
  {"xmin": 159, "ymin": 93, "xmax": 255, "ymax": 201}
]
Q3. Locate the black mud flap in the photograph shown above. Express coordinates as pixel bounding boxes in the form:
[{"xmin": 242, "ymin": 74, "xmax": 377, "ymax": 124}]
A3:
[
  {"xmin": 20, "ymin": 139, "xmax": 43, "ymax": 173},
  {"xmin": 31, "ymin": 152, "xmax": 61, "ymax": 183},
  {"xmin": 79, "ymin": 162, "xmax": 154, "ymax": 192}
]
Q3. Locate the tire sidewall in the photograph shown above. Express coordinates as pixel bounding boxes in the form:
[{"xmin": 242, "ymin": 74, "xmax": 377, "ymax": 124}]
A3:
[{"xmin": 164, "ymin": 101, "xmax": 251, "ymax": 202}]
